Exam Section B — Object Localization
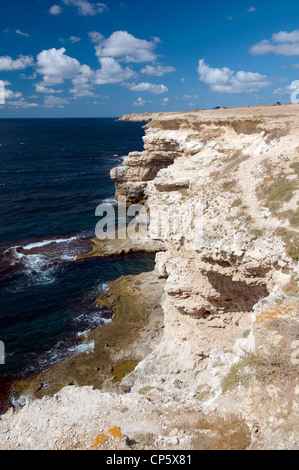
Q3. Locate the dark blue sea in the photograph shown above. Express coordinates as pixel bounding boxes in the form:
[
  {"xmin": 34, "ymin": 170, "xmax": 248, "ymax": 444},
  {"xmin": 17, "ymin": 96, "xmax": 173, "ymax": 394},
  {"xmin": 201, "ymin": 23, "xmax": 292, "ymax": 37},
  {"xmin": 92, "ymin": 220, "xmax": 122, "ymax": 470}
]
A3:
[{"xmin": 0, "ymin": 118, "xmax": 154, "ymax": 402}]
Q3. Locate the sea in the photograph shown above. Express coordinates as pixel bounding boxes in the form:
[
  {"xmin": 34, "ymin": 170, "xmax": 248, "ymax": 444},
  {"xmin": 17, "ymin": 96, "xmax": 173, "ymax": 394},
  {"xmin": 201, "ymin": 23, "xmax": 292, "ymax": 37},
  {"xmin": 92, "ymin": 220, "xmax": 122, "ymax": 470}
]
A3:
[{"xmin": 0, "ymin": 118, "xmax": 154, "ymax": 407}]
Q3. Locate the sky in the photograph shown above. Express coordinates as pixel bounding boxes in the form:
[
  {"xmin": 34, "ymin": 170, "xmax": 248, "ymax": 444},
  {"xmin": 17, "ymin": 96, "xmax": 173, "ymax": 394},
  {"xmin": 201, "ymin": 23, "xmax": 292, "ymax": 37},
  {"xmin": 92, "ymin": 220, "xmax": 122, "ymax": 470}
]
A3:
[{"xmin": 1, "ymin": 0, "xmax": 299, "ymax": 117}]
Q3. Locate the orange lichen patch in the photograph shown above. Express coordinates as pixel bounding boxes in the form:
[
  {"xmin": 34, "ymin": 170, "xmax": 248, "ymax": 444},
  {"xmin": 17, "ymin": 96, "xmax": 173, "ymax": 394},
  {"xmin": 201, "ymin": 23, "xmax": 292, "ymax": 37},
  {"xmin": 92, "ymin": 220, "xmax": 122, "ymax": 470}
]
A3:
[
  {"xmin": 256, "ymin": 305, "xmax": 293, "ymax": 326},
  {"xmin": 92, "ymin": 433, "xmax": 109, "ymax": 448},
  {"xmin": 108, "ymin": 426, "xmax": 124, "ymax": 439}
]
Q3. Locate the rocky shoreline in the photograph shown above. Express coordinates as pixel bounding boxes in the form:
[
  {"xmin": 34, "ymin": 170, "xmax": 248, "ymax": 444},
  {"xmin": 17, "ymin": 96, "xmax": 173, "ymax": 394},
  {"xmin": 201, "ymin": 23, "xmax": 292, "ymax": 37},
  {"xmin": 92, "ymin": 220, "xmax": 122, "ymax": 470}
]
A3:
[{"xmin": 1, "ymin": 105, "xmax": 299, "ymax": 450}]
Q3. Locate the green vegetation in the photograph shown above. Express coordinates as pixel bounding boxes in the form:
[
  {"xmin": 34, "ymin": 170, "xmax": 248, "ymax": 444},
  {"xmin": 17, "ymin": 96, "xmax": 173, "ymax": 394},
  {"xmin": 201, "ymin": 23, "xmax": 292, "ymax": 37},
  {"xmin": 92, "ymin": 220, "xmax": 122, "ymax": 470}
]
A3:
[
  {"xmin": 221, "ymin": 362, "xmax": 252, "ymax": 393},
  {"xmin": 113, "ymin": 360, "xmax": 139, "ymax": 382},
  {"xmin": 242, "ymin": 329, "xmax": 251, "ymax": 339},
  {"xmin": 231, "ymin": 198, "xmax": 242, "ymax": 208},
  {"xmin": 196, "ymin": 385, "xmax": 211, "ymax": 401},
  {"xmin": 138, "ymin": 386, "xmax": 155, "ymax": 395},
  {"xmin": 178, "ymin": 188, "xmax": 189, "ymax": 198},
  {"xmin": 222, "ymin": 347, "xmax": 299, "ymax": 393},
  {"xmin": 276, "ymin": 227, "xmax": 299, "ymax": 261},
  {"xmin": 280, "ymin": 207, "xmax": 299, "ymax": 228},
  {"xmin": 290, "ymin": 162, "xmax": 299, "ymax": 178},
  {"xmin": 266, "ymin": 175, "xmax": 297, "ymax": 212},
  {"xmin": 249, "ymin": 228, "xmax": 264, "ymax": 237}
]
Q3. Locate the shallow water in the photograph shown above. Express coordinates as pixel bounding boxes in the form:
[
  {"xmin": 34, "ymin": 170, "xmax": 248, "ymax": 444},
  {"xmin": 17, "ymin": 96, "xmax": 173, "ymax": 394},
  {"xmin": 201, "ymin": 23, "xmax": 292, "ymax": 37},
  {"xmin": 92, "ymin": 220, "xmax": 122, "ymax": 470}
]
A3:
[{"xmin": 0, "ymin": 118, "xmax": 153, "ymax": 380}]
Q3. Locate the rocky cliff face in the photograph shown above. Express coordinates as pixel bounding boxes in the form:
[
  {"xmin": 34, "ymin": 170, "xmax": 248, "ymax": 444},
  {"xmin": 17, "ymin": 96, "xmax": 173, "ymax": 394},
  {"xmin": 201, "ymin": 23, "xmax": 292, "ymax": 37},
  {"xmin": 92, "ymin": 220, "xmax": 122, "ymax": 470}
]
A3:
[
  {"xmin": 112, "ymin": 106, "xmax": 299, "ymax": 448},
  {"xmin": 1, "ymin": 106, "xmax": 298, "ymax": 450}
]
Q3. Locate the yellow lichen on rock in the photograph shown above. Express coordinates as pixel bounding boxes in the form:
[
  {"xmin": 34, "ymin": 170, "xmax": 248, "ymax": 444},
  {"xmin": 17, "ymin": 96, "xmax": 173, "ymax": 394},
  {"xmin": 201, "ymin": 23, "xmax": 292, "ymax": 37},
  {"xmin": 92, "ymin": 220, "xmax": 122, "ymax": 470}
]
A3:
[
  {"xmin": 92, "ymin": 433, "xmax": 109, "ymax": 447},
  {"xmin": 256, "ymin": 305, "xmax": 293, "ymax": 325},
  {"xmin": 108, "ymin": 426, "xmax": 124, "ymax": 439}
]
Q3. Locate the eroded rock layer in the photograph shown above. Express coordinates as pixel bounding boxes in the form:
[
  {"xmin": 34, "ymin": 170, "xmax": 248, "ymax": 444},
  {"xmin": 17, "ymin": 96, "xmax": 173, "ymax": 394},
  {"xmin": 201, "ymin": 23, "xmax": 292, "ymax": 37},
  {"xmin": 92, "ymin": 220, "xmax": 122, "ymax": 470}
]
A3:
[{"xmin": 1, "ymin": 105, "xmax": 298, "ymax": 450}]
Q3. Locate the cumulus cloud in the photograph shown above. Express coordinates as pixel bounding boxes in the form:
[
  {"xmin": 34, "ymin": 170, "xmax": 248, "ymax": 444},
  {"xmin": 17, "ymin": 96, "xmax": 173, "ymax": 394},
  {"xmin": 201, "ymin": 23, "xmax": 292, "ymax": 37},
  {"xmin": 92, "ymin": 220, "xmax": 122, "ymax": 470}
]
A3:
[
  {"xmin": 6, "ymin": 98, "xmax": 39, "ymax": 108},
  {"xmin": 246, "ymin": 6, "xmax": 256, "ymax": 12},
  {"xmin": 36, "ymin": 47, "xmax": 81, "ymax": 83},
  {"xmin": 88, "ymin": 31, "xmax": 104, "ymax": 43},
  {"xmin": 4, "ymin": 89, "xmax": 22, "ymax": 100},
  {"xmin": 62, "ymin": 0, "xmax": 107, "ymax": 16},
  {"xmin": 48, "ymin": 5, "xmax": 62, "ymax": 15},
  {"xmin": 273, "ymin": 82, "xmax": 298, "ymax": 96},
  {"xmin": 133, "ymin": 97, "xmax": 151, "ymax": 106},
  {"xmin": 141, "ymin": 64, "xmax": 176, "ymax": 76},
  {"xmin": 250, "ymin": 30, "xmax": 299, "ymax": 56},
  {"xmin": 35, "ymin": 83, "xmax": 63, "ymax": 94},
  {"xmin": 161, "ymin": 97, "xmax": 169, "ymax": 105},
  {"xmin": 0, "ymin": 55, "xmax": 34, "ymax": 71},
  {"xmin": 16, "ymin": 29, "xmax": 29, "ymax": 37},
  {"xmin": 197, "ymin": 58, "xmax": 270, "ymax": 93},
  {"xmin": 43, "ymin": 95, "xmax": 69, "ymax": 108},
  {"xmin": 92, "ymin": 31, "xmax": 157, "ymax": 63},
  {"xmin": 70, "ymin": 64, "xmax": 96, "ymax": 96},
  {"xmin": 95, "ymin": 57, "xmax": 136, "ymax": 84},
  {"xmin": 125, "ymin": 82, "xmax": 168, "ymax": 94}
]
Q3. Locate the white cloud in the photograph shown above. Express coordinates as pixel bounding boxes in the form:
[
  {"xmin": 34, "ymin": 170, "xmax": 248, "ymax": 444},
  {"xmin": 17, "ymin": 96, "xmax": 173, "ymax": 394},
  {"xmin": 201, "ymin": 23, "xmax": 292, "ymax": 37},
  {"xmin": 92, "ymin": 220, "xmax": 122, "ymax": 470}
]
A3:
[
  {"xmin": 43, "ymin": 95, "xmax": 69, "ymax": 108},
  {"xmin": 6, "ymin": 98, "xmax": 39, "ymax": 108},
  {"xmin": 0, "ymin": 55, "xmax": 34, "ymax": 71},
  {"xmin": 226, "ymin": 16, "xmax": 234, "ymax": 21},
  {"xmin": 36, "ymin": 47, "xmax": 81, "ymax": 82},
  {"xmin": 69, "ymin": 36, "xmax": 81, "ymax": 43},
  {"xmin": 161, "ymin": 97, "xmax": 169, "ymax": 106},
  {"xmin": 88, "ymin": 31, "xmax": 104, "ymax": 43},
  {"xmin": 4, "ymin": 89, "xmax": 22, "ymax": 100},
  {"xmin": 93, "ymin": 31, "xmax": 157, "ymax": 63},
  {"xmin": 246, "ymin": 6, "xmax": 256, "ymax": 13},
  {"xmin": 48, "ymin": 5, "xmax": 62, "ymax": 15},
  {"xmin": 16, "ymin": 29, "xmax": 29, "ymax": 37},
  {"xmin": 95, "ymin": 57, "xmax": 136, "ymax": 84},
  {"xmin": 141, "ymin": 64, "xmax": 176, "ymax": 76},
  {"xmin": 20, "ymin": 72, "xmax": 37, "ymax": 80},
  {"xmin": 126, "ymin": 82, "xmax": 168, "ymax": 94},
  {"xmin": 62, "ymin": 0, "xmax": 107, "ymax": 16},
  {"xmin": 183, "ymin": 94, "xmax": 199, "ymax": 100},
  {"xmin": 273, "ymin": 82, "xmax": 298, "ymax": 96},
  {"xmin": 197, "ymin": 58, "xmax": 270, "ymax": 93},
  {"xmin": 70, "ymin": 64, "xmax": 96, "ymax": 96},
  {"xmin": 133, "ymin": 97, "xmax": 149, "ymax": 106},
  {"xmin": 250, "ymin": 30, "xmax": 299, "ymax": 56},
  {"xmin": 35, "ymin": 83, "xmax": 63, "ymax": 94}
]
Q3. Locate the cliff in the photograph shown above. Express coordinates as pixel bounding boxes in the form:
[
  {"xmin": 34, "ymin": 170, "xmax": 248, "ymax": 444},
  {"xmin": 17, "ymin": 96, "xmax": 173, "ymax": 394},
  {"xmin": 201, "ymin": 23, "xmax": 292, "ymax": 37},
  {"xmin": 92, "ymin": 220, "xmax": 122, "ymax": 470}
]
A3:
[{"xmin": 1, "ymin": 105, "xmax": 298, "ymax": 450}]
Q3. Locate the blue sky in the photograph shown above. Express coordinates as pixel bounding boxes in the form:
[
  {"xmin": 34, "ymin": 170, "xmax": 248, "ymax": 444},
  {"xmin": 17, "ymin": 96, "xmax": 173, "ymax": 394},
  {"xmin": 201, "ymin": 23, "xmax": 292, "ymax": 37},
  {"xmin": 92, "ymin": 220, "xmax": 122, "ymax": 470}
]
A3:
[{"xmin": 1, "ymin": 0, "xmax": 299, "ymax": 117}]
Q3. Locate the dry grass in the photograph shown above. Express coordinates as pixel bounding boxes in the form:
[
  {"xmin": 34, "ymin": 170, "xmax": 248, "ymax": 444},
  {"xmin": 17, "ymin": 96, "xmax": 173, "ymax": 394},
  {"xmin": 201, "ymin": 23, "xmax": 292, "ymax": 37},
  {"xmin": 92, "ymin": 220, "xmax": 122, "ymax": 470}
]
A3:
[
  {"xmin": 250, "ymin": 228, "xmax": 264, "ymax": 237},
  {"xmin": 192, "ymin": 414, "xmax": 251, "ymax": 450},
  {"xmin": 221, "ymin": 180, "xmax": 237, "ymax": 192},
  {"xmin": 283, "ymin": 277, "xmax": 299, "ymax": 297},
  {"xmin": 222, "ymin": 345, "xmax": 299, "ymax": 393},
  {"xmin": 133, "ymin": 432, "xmax": 155, "ymax": 447},
  {"xmin": 290, "ymin": 162, "xmax": 299, "ymax": 178}
]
